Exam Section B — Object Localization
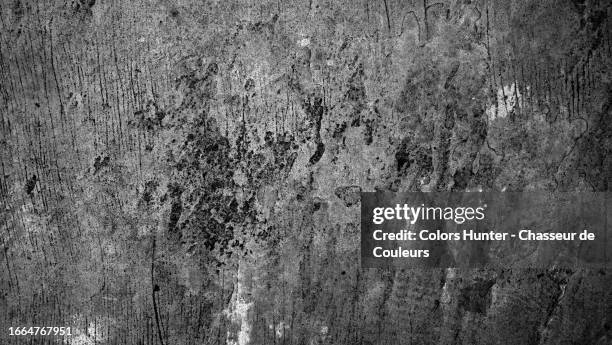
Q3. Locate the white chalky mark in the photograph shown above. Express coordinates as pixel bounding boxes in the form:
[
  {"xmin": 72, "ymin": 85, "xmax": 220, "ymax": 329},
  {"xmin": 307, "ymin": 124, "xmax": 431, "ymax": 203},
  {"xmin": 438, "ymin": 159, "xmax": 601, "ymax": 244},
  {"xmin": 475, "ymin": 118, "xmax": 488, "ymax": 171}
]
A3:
[
  {"xmin": 486, "ymin": 83, "xmax": 525, "ymax": 121},
  {"xmin": 225, "ymin": 263, "xmax": 252, "ymax": 345}
]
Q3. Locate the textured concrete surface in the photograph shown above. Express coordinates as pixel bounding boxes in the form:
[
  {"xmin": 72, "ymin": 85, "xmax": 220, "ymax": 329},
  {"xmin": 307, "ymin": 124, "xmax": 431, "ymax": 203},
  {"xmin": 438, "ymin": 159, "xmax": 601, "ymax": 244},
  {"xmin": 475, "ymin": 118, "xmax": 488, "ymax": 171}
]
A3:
[{"xmin": 0, "ymin": 0, "xmax": 611, "ymax": 344}]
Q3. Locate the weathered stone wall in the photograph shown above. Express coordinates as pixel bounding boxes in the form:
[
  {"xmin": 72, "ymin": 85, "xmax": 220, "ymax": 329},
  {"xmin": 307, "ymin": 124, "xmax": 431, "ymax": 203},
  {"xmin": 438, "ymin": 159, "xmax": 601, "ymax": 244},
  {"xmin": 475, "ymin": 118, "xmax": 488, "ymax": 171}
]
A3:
[{"xmin": 1, "ymin": 0, "xmax": 611, "ymax": 344}]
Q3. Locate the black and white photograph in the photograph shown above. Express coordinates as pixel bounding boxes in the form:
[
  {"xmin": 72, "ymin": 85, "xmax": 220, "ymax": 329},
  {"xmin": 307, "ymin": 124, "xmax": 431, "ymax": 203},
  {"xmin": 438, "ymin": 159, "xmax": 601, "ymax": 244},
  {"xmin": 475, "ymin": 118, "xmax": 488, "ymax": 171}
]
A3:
[{"xmin": 0, "ymin": 0, "xmax": 611, "ymax": 344}]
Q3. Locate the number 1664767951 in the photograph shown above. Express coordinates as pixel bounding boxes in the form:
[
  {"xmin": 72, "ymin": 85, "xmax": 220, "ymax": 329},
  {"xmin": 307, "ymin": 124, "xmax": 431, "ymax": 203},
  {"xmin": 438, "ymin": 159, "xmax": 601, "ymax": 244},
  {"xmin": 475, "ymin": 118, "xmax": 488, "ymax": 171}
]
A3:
[{"xmin": 9, "ymin": 327, "xmax": 71, "ymax": 336}]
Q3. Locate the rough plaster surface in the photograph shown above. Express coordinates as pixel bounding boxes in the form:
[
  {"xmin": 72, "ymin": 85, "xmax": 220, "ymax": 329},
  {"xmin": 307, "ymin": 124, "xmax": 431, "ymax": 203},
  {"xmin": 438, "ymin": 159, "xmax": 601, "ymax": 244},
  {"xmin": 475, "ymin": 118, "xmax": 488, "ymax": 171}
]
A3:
[{"xmin": 0, "ymin": 0, "xmax": 611, "ymax": 344}]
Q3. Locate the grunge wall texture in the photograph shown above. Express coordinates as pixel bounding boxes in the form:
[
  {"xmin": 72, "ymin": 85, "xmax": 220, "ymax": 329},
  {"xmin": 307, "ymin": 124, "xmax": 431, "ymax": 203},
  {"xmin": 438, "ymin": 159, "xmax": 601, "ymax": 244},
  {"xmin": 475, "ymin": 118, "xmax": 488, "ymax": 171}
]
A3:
[{"xmin": 0, "ymin": 0, "xmax": 611, "ymax": 344}]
